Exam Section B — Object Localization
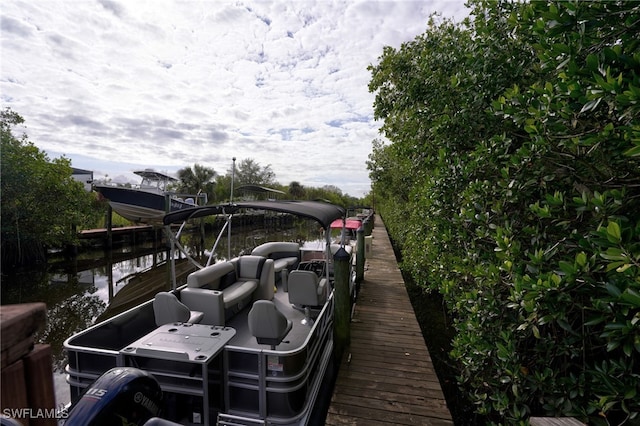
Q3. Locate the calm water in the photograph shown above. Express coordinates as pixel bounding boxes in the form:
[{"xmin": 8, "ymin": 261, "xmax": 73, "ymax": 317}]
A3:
[{"xmin": 1, "ymin": 219, "xmax": 321, "ymax": 406}]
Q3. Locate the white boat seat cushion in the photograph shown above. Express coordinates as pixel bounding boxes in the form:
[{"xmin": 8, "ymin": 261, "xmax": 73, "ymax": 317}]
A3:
[
  {"xmin": 248, "ymin": 300, "xmax": 292, "ymax": 348},
  {"xmin": 288, "ymin": 270, "xmax": 327, "ymax": 307},
  {"xmin": 153, "ymin": 292, "xmax": 204, "ymax": 326}
]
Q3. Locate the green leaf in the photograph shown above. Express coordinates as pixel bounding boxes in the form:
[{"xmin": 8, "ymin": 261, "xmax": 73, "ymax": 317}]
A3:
[
  {"xmin": 532, "ymin": 325, "xmax": 540, "ymax": 339},
  {"xmin": 586, "ymin": 54, "xmax": 599, "ymax": 71},
  {"xmin": 624, "ymin": 144, "xmax": 640, "ymax": 157},
  {"xmin": 605, "ymin": 283, "xmax": 622, "ymax": 298},
  {"xmin": 621, "ymin": 289, "xmax": 640, "ymax": 307},
  {"xmin": 559, "ymin": 261, "xmax": 576, "ymax": 275},
  {"xmin": 557, "ymin": 318, "xmax": 577, "ymax": 335},
  {"xmin": 584, "ymin": 316, "xmax": 605, "ymax": 326},
  {"xmin": 616, "ymin": 263, "xmax": 633, "ymax": 273},
  {"xmin": 607, "ymin": 341, "xmax": 621, "ymax": 352},
  {"xmin": 607, "ymin": 261, "xmax": 626, "ymax": 272},
  {"xmin": 552, "ymin": 43, "xmax": 571, "ymax": 54},
  {"xmin": 606, "ymin": 221, "xmax": 622, "ymax": 243},
  {"xmin": 601, "ymin": 248, "xmax": 625, "ymax": 261}
]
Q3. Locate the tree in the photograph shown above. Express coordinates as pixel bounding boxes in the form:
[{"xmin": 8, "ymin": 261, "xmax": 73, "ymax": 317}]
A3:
[
  {"xmin": 287, "ymin": 181, "xmax": 306, "ymax": 199},
  {"xmin": 1, "ymin": 109, "xmax": 101, "ymax": 267},
  {"xmin": 231, "ymin": 158, "xmax": 276, "ymax": 187},
  {"xmin": 213, "ymin": 174, "xmax": 232, "ymax": 202},
  {"xmin": 174, "ymin": 163, "xmax": 216, "ymax": 203}
]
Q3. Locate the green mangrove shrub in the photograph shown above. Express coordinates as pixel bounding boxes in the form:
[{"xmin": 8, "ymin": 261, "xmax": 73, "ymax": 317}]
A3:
[{"xmin": 368, "ymin": 1, "xmax": 640, "ymax": 423}]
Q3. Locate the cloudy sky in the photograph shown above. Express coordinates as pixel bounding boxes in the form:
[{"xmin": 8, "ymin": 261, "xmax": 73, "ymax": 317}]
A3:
[{"xmin": 2, "ymin": 0, "xmax": 468, "ymax": 197}]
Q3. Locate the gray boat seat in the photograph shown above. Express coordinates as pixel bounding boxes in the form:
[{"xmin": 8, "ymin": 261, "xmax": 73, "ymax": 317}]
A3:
[
  {"xmin": 251, "ymin": 242, "xmax": 300, "ymax": 291},
  {"xmin": 153, "ymin": 292, "xmax": 204, "ymax": 326},
  {"xmin": 248, "ymin": 300, "xmax": 292, "ymax": 350},
  {"xmin": 182, "ymin": 256, "xmax": 274, "ymax": 326},
  {"xmin": 287, "ymin": 270, "xmax": 327, "ymax": 326}
]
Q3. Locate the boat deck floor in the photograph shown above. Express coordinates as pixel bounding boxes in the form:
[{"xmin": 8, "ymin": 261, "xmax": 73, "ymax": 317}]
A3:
[{"xmin": 225, "ymin": 281, "xmax": 319, "ymax": 351}]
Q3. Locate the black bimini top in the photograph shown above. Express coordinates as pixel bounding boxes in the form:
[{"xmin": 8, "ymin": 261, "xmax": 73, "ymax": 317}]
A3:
[{"xmin": 162, "ymin": 200, "xmax": 346, "ymax": 229}]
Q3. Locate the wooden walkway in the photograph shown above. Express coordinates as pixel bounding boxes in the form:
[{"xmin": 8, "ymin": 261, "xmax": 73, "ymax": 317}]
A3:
[
  {"xmin": 325, "ymin": 216, "xmax": 454, "ymax": 425},
  {"xmin": 79, "ymin": 224, "xmax": 155, "ymax": 239}
]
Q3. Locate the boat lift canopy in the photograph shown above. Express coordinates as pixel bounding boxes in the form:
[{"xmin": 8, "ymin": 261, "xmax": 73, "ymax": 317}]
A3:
[
  {"xmin": 163, "ymin": 200, "xmax": 346, "ymax": 229},
  {"xmin": 134, "ymin": 169, "xmax": 178, "ymax": 181}
]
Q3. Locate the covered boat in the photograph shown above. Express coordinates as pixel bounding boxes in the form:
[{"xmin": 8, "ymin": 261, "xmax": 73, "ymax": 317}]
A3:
[
  {"xmin": 94, "ymin": 169, "xmax": 201, "ymax": 224},
  {"xmin": 64, "ymin": 200, "xmax": 362, "ymax": 425}
]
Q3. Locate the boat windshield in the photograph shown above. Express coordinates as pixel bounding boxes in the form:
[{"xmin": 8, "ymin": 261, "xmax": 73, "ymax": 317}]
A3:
[{"xmin": 135, "ymin": 170, "xmax": 177, "ymax": 191}]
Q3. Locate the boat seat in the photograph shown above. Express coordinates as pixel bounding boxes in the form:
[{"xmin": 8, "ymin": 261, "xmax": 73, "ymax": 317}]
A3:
[
  {"xmin": 288, "ymin": 270, "xmax": 327, "ymax": 326},
  {"xmin": 182, "ymin": 256, "xmax": 274, "ymax": 326},
  {"xmin": 251, "ymin": 242, "xmax": 300, "ymax": 291},
  {"xmin": 153, "ymin": 292, "xmax": 204, "ymax": 326},
  {"xmin": 248, "ymin": 300, "xmax": 292, "ymax": 350}
]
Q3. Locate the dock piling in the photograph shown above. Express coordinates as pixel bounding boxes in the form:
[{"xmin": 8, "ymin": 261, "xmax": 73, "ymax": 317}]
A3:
[
  {"xmin": 356, "ymin": 226, "xmax": 365, "ymax": 286},
  {"xmin": 333, "ymin": 247, "xmax": 351, "ymax": 363}
]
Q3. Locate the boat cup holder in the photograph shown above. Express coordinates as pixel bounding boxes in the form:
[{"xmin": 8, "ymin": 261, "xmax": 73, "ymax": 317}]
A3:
[
  {"xmin": 195, "ymin": 355, "xmax": 207, "ymax": 361},
  {"xmin": 168, "ymin": 328, "xmax": 179, "ymax": 332},
  {"xmin": 122, "ymin": 347, "xmax": 134, "ymax": 352},
  {"xmin": 210, "ymin": 332, "xmax": 219, "ymax": 337}
]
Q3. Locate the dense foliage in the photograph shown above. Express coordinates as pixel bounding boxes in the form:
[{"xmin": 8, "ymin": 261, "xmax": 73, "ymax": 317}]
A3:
[
  {"xmin": 368, "ymin": 1, "xmax": 639, "ymax": 424},
  {"xmin": 1, "ymin": 109, "xmax": 101, "ymax": 267},
  {"xmin": 171, "ymin": 159, "xmax": 360, "ymax": 207}
]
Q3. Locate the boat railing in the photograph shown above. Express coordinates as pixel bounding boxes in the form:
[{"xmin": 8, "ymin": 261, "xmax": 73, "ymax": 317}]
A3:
[{"xmin": 64, "ymin": 300, "xmax": 157, "ymax": 400}]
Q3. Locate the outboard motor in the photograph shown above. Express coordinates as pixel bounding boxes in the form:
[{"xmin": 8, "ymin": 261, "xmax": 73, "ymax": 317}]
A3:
[{"xmin": 63, "ymin": 367, "xmax": 163, "ymax": 426}]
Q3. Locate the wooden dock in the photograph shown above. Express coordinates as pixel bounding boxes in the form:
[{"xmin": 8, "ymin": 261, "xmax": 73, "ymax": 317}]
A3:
[
  {"xmin": 79, "ymin": 224, "xmax": 157, "ymax": 240},
  {"xmin": 325, "ymin": 216, "xmax": 454, "ymax": 425}
]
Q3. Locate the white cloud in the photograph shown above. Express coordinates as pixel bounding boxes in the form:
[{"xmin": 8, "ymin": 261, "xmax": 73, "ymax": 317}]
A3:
[{"xmin": 1, "ymin": 0, "xmax": 468, "ymax": 197}]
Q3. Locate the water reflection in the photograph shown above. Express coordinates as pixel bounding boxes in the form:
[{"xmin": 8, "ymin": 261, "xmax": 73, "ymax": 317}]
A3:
[
  {"xmin": 0, "ymin": 219, "xmax": 320, "ymax": 404},
  {"xmin": 2, "ymin": 246, "xmax": 173, "ymax": 371}
]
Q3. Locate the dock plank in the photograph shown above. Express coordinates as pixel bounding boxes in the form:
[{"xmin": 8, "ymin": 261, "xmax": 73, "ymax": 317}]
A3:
[{"xmin": 325, "ymin": 216, "xmax": 453, "ymax": 425}]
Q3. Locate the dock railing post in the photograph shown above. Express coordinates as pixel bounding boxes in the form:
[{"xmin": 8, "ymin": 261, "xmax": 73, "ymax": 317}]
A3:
[
  {"xmin": 363, "ymin": 217, "xmax": 372, "ymax": 236},
  {"xmin": 356, "ymin": 226, "xmax": 365, "ymax": 287},
  {"xmin": 333, "ymin": 247, "xmax": 351, "ymax": 363},
  {"xmin": 106, "ymin": 205, "xmax": 113, "ymax": 249}
]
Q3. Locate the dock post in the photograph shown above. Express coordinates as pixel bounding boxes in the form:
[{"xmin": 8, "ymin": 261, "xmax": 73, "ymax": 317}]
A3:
[
  {"xmin": 105, "ymin": 205, "xmax": 113, "ymax": 249},
  {"xmin": 356, "ymin": 226, "xmax": 365, "ymax": 287},
  {"xmin": 363, "ymin": 217, "xmax": 372, "ymax": 236},
  {"xmin": 333, "ymin": 247, "xmax": 351, "ymax": 362}
]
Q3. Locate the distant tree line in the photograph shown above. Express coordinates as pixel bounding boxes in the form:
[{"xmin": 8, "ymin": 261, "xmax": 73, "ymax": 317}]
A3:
[
  {"xmin": 170, "ymin": 158, "xmax": 361, "ymax": 207},
  {"xmin": 367, "ymin": 0, "xmax": 639, "ymax": 424},
  {"xmin": 1, "ymin": 108, "xmax": 365, "ymax": 269}
]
